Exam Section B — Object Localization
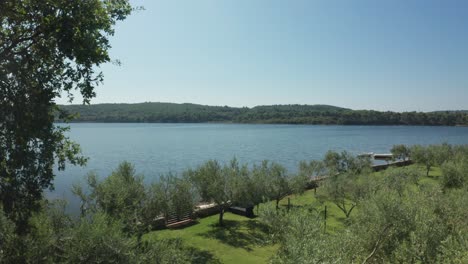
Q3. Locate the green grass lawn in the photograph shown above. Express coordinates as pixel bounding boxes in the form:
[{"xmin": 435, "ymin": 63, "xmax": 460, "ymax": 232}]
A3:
[
  {"xmin": 143, "ymin": 212, "xmax": 277, "ymax": 264},
  {"xmin": 143, "ymin": 188, "xmax": 347, "ymax": 263},
  {"xmin": 143, "ymin": 164, "xmax": 443, "ymax": 263},
  {"xmin": 276, "ymin": 190, "xmax": 349, "ymax": 233}
]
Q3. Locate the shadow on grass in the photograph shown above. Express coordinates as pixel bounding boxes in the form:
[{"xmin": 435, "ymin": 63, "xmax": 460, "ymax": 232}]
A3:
[
  {"xmin": 199, "ymin": 219, "xmax": 271, "ymax": 251},
  {"xmin": 278, "ymin": 200, "xmax": 326, "ymax": 213},
  {"xmin": 279, "ymin": 203, "xmax": 307, "ymax": 210},
  {"xmin": 186, "ymin": 246, "xmax": 222, "ymax": 264}
]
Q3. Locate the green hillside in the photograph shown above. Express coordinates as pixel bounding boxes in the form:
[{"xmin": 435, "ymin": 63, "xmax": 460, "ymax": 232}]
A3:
[{"xmin": 59, "ymin": 102, "xmax": 468, "ymax": 126}]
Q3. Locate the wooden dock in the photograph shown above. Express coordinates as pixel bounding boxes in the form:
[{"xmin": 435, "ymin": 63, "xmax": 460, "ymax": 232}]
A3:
[
  {"xmin": 309, "ymin": 159, "xmax": 413, "ymax": 183},
  {"xmin": 359, "ymin": 152, "xmax": 393, "ymax": 160}
]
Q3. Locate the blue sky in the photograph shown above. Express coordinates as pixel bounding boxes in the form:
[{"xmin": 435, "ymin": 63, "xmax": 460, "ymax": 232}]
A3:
[{"xmin": 60, "ymin": 0, "xmax": 468, "ymax": 111}]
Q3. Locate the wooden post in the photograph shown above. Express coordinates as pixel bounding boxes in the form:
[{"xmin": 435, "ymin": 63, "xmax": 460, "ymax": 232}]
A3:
[
  {"xmin": 324, "ymin": 205, "xmax": 327, "ymax": 233},
  {"xmin": 287, "ymin": 198, "xmax": 290, "ymax": 213}
]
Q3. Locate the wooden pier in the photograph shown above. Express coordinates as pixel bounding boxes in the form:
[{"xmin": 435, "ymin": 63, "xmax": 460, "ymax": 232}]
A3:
[{"xmin": 358, "ymin": 152, "xmax": 393, "ymax": 160}]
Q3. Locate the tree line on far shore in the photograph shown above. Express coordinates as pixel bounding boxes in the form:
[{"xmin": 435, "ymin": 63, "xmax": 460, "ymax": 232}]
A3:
[{"xmin": 60, "ymin": 102, "xmax": 468, "ymax": 126}]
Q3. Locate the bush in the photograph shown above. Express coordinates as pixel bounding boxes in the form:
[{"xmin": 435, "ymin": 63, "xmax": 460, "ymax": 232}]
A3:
[
  {"xmin": 0, "ymin": 208, "xmax": 19, "ymax": 263},
  {"xmin": 62, "ymin": 213, "xmax": 136, "ymax": 263},
  {"xmin": 441, "ymin": 160, "xmax": 467, "ymax": 189}
]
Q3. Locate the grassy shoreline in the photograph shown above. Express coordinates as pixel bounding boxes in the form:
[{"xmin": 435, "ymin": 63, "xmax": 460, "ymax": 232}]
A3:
[{"xmin": 144, "ymin": 164, "xmax": 443, "ymax": 263}]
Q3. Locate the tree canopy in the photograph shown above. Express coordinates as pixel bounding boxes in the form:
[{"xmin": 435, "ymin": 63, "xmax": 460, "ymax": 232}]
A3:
[
  {"xmin": 262, "ymin": 144, "xmax": 468, "ymax": 263},
  {"xmin": 188, "ymin": 159, "xmax": 251, "ymax": 226},
  {"xmin": 0, "ymin": 0, "xmax": 132, "ymax": 229},
  {"xmin": 60, "ymin": 102, "xmax": 468, "ymax": 125}
]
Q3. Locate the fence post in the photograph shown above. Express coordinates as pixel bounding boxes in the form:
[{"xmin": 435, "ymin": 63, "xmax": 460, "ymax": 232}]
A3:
[
  {"xmin": 287, "ymin": 198, "xmax": 290, "ymax": 213},
  {"xmin": 324, "ymin": 205, "xmax": 327, "ymax": 233}
]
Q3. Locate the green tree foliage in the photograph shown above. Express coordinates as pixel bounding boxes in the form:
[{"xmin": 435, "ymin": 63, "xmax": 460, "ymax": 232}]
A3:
[
  {"xmin": 0, "ymin": 207, "xmax": 17, "ymax": 263},
  {"xmin": 1, "ymin": 199, "xmax": 193, "ymax": 263},
  {"xmin": 52, "ymin": 211, "xmax": 192, "ymax": 263},
  {"xmin": 63, "ymin": 213, "xmax": 136, "ymax": 263},
  {"xmin": 349, "ymin": 189, "xmax": 446, "ymax": 263},
  {"xmin": 250, "ymin": 162, "xmax": 271, "ymax": 206},
  {"xmin": 254, "ymin": 161, "xmax": 292, "ymax": 210},
  {"xmin": 296, "ymin": 160, "xmax": 325, "ymax": 193},
  {"xmin": 298, "ymin": 160, "xmax": 326, "ymax": 178},
  {"xmin": 410, "ymin": 145, "xmax": 438, "ymax": 176},
  {"xmin": 436, "ymin": 189, "xmax": 468, "ymax": 263},
  {"xmin": 289, "ymin": 172, "xmax": 310, "ymax": 197},
  {"xmin": 136, "ymin": 238, "xmax": 193, "ymax": 264},
  {"xmin": 60, "ymin": 102, "xmax": 468, "ymax": 125},
  {"xmin": 321, "ymin": 173, "xmax": 361, "ymax": 218},
  {"xmin": 350, "ymin": 185, "xmax": 468, "ymax": 263},
  {"xmin": 189, "ymin": 158, "xmax": 251, "ymax": 226},
  {"xmin": 73, "ymin": 162, "xmax": 146, "ymax": 235},
  {"xmin": 16, "ymin": 200, "xmax": 72, "ymax": 263},
  {"xmin": 441, "ymin": 159, "xmax": 468, "ymax": 189},
  {"xmin": 381, "ymin": 167, "xmax": 423, "ymax": 196},
  {"xmin": 0, "ymin": 0, "xmax": 132, "ymax": 229},
  {"xmin": 264, "ymin": 180, "xmax": 468, "ymax": 263},
  {"xmin": 319, "ymin": 151, "xmax": 372, "ymax": 218},
  {"xmin": 2, "ymin": 144, "xmax": 468, "ymax": 262},
  {"xmin": 263, "ymin": 144, "xmax": 468, "ymax": 263},
  {"xmin": 391, "ymin": 144, "xmax": 411, "ymax": 161},
  {"xmin": 260, "ymin": 205, "xmax": 333, "ymax": 264},
  {"xmin": 144, "ymin": 179, "xmax": 170, "ymax": 226},
  {"xmin": 247, "ymin": 160, "xmax": 309, "ymax": 212},
  {"xmin": 148, "ymin": 173, "xmax": 195, "ymax": 223},
  {"xmin": 323, "ymin": 150, "xmax": 372, "ymax": 175},
  {"xmin": 410, "ymin": 144, "xmax": 456, "ymax": 176}
]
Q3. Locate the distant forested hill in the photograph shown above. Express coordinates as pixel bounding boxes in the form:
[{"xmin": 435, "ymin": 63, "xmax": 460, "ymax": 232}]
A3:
[{"xmin": 59, "ymin": 102, "xmax": 468, "ymax": 126}]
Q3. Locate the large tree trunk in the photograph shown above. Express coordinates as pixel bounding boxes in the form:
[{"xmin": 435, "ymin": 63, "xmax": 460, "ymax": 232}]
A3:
[{"xmin": 219, "ymin": 207, "xmax": 224, "ymax": 226}]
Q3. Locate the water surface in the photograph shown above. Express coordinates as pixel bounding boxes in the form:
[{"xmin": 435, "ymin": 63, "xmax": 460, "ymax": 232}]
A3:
[{"xmin": 50, "ymin": 123, "xmax": 468, "ymax": 212}]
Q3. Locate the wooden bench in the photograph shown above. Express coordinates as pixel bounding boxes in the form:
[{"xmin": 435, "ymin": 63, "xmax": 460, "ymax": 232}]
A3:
[
  {"xmin": 229, "ymin": 206, "xmax": 254, "ymax": 218},
  {"xmin": 166, "ymin": 218, "xmax": 194, "ymax": 228},
  {"xmin": 165, "ymin": 211, "xmax": 194, "ymax": 228}
]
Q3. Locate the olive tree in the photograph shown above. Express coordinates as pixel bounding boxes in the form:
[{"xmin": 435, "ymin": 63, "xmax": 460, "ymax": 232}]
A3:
[
  {"xmin": 391, "ymin": 144, "xmax": 411, "ymax": 161},
  {"xmin": 382, "ymin": 167, "xmax": 423, "ymax": 197},
  {"xmin": 260, "ymin": 205, "xmax": 332, "ymax": 263},
  {"xmin": 298, "ymin": 160, "xmax": 326, "ymax": 179},
  {"xmin": 323, "ymin": 150, "xmax": 372, "ymax": 175},
  {"xmin": 148, "ymin": 173, "xmax": 195, "ymax": 223},
  {"xmin": 250, "ymin": 161, "xmax": 271, "ymax": 206},
  {"xmin": 321, "ymin": 173, "xmax": 359, "ymax": 218},
  {"xmin": 262, "ymin": 161, "xmax": 292, "ymax": 210},
  {"xmin": 298, "ymin": 160, "xmax": 326, "ymax": 193},
  {"xmin": 73, "ymin": 162, "xmax": 146, "ymax": 235},
  {"xmin": 319, "ymin": 152, "xmax": 372, "ymax": 218},
  {"xmin": 251, "ymin": 160, "xmax": 310, "ymax": 211},
  {"xmin": 410, "ymin": 144, "xmax": 453, "ymax": 177},
  {"xmin": 441, "ymin": 159, "xmax": 468, "ymax": 189},
  {"xmin": 189, "ymin": 158, "xmax": 250, "ymax": 226}
]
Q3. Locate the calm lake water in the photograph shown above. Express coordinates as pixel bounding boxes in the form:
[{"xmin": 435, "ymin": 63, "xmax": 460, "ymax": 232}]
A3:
[{"xmin": 50, "ymin": 123, "xmax": 468, "ymax": 212}]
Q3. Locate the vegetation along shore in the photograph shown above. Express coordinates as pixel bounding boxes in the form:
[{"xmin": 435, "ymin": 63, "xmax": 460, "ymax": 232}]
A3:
[
  {"xmin": 2, "ymin": 143, "xmax": 468, "ymax": 263},
  {"xmin": 59, "ymin": 102, "xmax": 468, "ymax": 126}
]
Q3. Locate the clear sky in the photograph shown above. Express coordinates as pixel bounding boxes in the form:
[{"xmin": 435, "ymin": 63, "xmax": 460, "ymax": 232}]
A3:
[{"xmin": 59, "ymin": 0, "xmax": 468, "ymax": 111}]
